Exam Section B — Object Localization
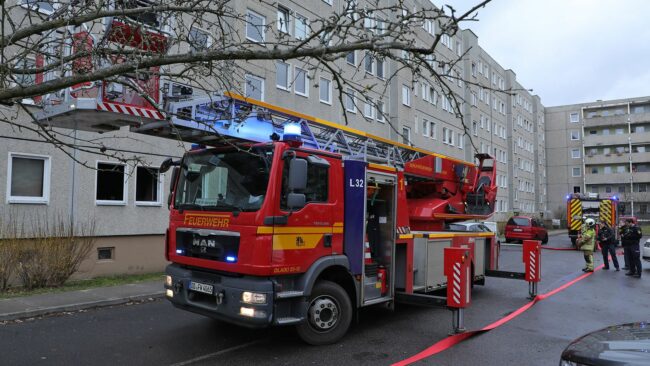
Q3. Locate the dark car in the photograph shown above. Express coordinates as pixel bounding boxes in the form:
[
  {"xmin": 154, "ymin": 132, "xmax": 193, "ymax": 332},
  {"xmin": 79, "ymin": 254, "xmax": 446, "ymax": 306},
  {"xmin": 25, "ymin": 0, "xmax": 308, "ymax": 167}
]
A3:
[
  {"xmin": 560, "ymin": 322, "xmax": 650, "ymax": 365},
  {"xmin": 504, "ymin": 216, "xmax": 548, "ymax": 244}
]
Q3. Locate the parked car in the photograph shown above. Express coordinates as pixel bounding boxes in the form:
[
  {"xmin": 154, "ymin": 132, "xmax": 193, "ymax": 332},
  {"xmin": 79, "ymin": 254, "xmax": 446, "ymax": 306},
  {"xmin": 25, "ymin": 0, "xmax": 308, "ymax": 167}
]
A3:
[
  {"xmin": 560, "ymin": 322, "xmax": 650, "ymax": 365},
  {"xmin": 643, "ymin": 238, "xmax": 650, "ymax": 263},
  {"xmin": 504, "ymin": 216, "xmax": 548, "ymax": 244},
  {"xmin": 448, "ymin": 222, "xmax": 493, "ymax": 233},
  {"xmin": 448, "ymin": 221, "xmax": 501, "ymax": 247}
]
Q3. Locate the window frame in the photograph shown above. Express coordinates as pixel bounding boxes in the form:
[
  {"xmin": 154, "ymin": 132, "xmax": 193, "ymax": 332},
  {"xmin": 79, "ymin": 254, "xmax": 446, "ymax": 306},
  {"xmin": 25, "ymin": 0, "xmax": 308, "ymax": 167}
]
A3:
[
  {"xmin": 319, "ymin": 77, "xmax": 332, "ymax": 105},
  {"xmin": 345, "ymin": 87, "xmax": 357, "ymax": 113},
  {"xmin": 569, "ymin": 112, "xmax": 579, "ymax": 123},
  {"xmin": 571, "ymin": 148, "xmax": 581, "ymax": 159},
  {"xmin": 572, "ymin": 167, "xmax": 581, "ymax": 177},
  {"xmin": 570, "ymin": 130, "xmax": 581, "ymax": 141},
  {"xmin": 277, "ymin": 5, "xmax": 291, "ymax": 34},
  {"xmin": 6, "ymin": 152, "xmax": 51, "ymax": 204},
  {"xmin": 246, "ymin": 9, "xmax": 266, "ymax": 43},
  {"xmin": 402, "ymin": 85, "xmax": 411, "ymax": 107},
  {"xmin": 294, "ymin": 13, "xmax": 308, "ymax": 40},
  {"xmin": 95, "ymin": 161, "xmax": 129, "ymax": 206},
  {"xmin": 134, "ymin": 166, "xmax": 164, "ymax": 207},
  {"xmin": 188, "ymin": 26, "xmax": 212, "ymax": 52},
  {"xmin": 293, "ymin": 66, "xmax": 309, "ymax": 97},
  {"xmin": 275, "ymin": 61, "xmax": 292, "ymax": 91},
  {"xmin": 245, "ymin": 73, "xmax": 265, "ymax": 101}
]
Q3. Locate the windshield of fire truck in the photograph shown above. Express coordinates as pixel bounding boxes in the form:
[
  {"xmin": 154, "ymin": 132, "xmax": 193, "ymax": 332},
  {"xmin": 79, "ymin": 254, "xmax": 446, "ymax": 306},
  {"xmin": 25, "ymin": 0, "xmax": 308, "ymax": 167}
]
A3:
[{"xmin": 174, "ymin": 147, "xmax": 272, "ymax": 212}]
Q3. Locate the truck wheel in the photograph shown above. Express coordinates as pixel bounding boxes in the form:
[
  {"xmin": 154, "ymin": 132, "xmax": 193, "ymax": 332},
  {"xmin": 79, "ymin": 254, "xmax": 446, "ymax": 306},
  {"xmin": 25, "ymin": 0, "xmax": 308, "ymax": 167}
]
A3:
[
  {"xmin": 296, "ymin": 280, "xmax": 352, "ymax": 345},
  {"xmin": 542, "ymin": 234, "xmax": 548, "ymax": 245}
]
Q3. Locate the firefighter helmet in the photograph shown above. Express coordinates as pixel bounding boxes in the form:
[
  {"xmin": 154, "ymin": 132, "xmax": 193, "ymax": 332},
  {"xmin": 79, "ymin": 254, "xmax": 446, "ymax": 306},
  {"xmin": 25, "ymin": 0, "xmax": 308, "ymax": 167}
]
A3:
[{"xmin": 585, "ymin": 218, "xmax": 595, "ymax": 228}]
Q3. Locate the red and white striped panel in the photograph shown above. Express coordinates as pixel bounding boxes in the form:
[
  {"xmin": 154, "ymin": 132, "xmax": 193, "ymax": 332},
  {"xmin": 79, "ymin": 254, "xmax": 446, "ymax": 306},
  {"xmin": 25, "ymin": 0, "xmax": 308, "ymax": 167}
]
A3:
[{"xmin": 97, "ymin": 102, "xmax": 164, "ymax": 120}]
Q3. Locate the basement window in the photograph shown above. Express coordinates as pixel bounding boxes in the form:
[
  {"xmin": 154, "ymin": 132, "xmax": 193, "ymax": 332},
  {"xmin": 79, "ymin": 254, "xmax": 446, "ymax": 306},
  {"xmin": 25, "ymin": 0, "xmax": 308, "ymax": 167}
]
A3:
[{"xmin": 97, "ymin": 247, "xmax": 115, "ymax": 261}]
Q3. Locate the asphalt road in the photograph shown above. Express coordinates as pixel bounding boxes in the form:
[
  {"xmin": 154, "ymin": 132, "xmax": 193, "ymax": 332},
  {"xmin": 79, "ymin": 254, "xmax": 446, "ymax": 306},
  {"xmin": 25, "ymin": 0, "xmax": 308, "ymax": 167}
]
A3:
[{"xmin": 2, "ymin": 235, "xmax": 648, "ymax": 366}]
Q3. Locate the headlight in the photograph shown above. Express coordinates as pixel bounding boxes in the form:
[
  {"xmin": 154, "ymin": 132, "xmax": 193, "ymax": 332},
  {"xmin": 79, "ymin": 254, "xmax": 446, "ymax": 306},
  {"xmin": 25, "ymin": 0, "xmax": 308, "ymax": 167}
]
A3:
[
  {"xmin": 559, "ymin": 360, "xmax": 577, "ymax": 366},
  {"xmin": 165, "ymin": 275, "xmax": 173, "ymax": 287},
  {"xmin": 644, "ymin": 242, "xmax": 650, "ymax": 248},
  {"xmin": 242, "ymin": 291, "xmax": 267, "ymax": 304}
]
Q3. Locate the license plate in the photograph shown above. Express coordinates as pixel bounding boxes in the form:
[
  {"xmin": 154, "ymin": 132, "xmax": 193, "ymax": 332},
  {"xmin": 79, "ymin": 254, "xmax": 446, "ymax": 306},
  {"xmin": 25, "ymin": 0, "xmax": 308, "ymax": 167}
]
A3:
[
  {"xmin": 189, "ymin": 281, "xmax": 213, "ymax": 295},
  {"xmin": 513, "ymin": 228, "xmax": 523, "ymax": 232}
]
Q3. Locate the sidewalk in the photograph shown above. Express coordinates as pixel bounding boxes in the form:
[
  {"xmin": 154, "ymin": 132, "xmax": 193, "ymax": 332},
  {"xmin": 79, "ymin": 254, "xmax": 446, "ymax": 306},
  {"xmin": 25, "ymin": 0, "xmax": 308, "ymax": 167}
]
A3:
[
  {"xmin": 1, "ymin": 230, "xmax": 569, "ymax": 322},
  {"xmin": 0, "ymin": 280, "xmax": 164, "ymax": 322}
]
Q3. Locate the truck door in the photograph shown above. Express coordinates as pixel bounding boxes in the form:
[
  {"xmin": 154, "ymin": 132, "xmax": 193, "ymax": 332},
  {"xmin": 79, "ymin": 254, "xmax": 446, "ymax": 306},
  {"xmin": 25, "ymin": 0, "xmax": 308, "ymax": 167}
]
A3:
[
  {"xmin": 270, "ymin": 151, "xmax": 342, "ymax": 273},
  {"xmin": 363, "ymin": 170, "xmax": 397, "ymax": 304}
]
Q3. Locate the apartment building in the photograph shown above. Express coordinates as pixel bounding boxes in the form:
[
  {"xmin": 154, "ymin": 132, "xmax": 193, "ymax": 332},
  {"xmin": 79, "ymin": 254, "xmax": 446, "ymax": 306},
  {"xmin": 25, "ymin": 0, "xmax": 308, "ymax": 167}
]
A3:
[
  {"xmin": 1, "ymin": 0, "xmax": 545, "ymax": 278},
  {"xmin": 545, "ymin": 96, "xmax": 650, "ymax": 220}
]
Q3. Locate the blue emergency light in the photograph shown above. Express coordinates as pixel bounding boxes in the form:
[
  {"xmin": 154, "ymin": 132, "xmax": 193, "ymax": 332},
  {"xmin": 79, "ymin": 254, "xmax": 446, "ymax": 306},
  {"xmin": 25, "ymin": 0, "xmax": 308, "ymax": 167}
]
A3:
[
  {"xmin": 282, "ymin": 123, "xmax": 302, "ymax": 142},
  {"xmin": 226, "ymin": 256, "xmax": 237, "ymax": 262},
  {"xmin": 612, "ymin": 196, "xmax": 618, "ymax": 200},
  {"xmin": 176, "ymin": 249, "xmax": 184, "ymax": 255}
]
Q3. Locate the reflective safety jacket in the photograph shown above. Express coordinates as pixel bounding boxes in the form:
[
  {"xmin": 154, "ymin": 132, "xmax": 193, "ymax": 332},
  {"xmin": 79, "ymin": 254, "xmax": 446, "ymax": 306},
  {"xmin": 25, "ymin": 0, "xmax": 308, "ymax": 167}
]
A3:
[{"xmin": 579, "ymin": 227, "xmax": 596, "ymax": 251}]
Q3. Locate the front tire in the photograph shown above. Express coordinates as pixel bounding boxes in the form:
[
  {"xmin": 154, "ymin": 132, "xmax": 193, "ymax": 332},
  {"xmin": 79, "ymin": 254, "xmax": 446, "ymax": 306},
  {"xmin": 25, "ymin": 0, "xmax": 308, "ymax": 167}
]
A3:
[
  {"xmin": 542, "ymin": 234, "xmax": 548, "ymax": 244},
  {"xmin": 296, "ymin": 280, "xmax": 353, "ymax": 345}
]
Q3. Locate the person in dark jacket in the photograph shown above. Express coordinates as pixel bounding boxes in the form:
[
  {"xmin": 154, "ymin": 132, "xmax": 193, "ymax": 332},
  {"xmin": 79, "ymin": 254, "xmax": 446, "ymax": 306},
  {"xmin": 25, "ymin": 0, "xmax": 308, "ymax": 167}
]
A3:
[
  {"xmin": 620, "ymin": 219, "xmax": 643, "ymax": 278},
  {"xmin": 597, "ymin": 222, "xmax": 620, "ymax": 271}
]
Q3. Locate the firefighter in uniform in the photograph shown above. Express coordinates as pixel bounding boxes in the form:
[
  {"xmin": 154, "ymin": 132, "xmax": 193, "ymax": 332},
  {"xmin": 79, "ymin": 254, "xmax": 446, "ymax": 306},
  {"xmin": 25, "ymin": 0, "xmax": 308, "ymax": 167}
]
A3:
[
  {"xmin": 620, "ymin": 219, "xmax": 643, "ymax": 278},
  {"xmin": 577, "ymin": 218, "xmax": 596, "ymax": 272},
  {"xmin": 598, "ymin": 222, "xmax": 619, "ymax": 271}
]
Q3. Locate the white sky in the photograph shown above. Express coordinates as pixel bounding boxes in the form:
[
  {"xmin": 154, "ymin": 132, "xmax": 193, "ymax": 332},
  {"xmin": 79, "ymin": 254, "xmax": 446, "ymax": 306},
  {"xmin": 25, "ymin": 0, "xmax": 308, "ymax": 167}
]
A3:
[{"xmin": 434, "ymin": 0, "xmax": 650, "ymax": 106}]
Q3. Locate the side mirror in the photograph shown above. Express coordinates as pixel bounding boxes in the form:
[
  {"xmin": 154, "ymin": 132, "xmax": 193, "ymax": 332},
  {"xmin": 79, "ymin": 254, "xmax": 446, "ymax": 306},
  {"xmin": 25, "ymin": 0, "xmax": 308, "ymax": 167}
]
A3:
[
  {"xmin": 160, "ymin": 157, "xmax": 179, "ymax": 173},
  {"xmin": 167, "ymin": 167, "xmax": 179, "ymax": 208},
  {"xmin": 287, "ymin": 193, "xmax": 306, "ymax": 210},
  {"xmin": 288, "ymin": 158, "xmax": 308, "ymax": 191}
]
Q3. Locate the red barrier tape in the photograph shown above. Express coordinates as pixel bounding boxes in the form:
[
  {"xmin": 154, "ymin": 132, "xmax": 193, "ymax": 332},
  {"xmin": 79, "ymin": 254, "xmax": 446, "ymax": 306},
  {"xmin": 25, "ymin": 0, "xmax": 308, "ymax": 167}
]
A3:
[
  {"xmin": 542, "ymin": 246, "xmax": 576, "ymax": 251},
  {"xmin": 392, "ymin": 264, "xmax": 604, "ymax": 366}
]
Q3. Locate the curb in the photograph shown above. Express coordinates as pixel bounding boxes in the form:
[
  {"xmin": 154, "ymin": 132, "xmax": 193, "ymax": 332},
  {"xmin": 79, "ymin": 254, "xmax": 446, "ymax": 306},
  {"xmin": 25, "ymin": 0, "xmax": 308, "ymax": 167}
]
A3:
[{"xmin": 0, "ymin": 291, "xmax": 165, "ymax": 322}]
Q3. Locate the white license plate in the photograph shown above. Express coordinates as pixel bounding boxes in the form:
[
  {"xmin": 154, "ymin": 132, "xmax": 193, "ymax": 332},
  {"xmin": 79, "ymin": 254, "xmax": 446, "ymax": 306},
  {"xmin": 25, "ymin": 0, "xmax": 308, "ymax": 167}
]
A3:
[
  {"xmin": 513, "ymin": 228, "xmax": 523, "ymax": 232},
  {"xmin": 189, "ymin": 281, "xmax": 213, "ymax": 295}
]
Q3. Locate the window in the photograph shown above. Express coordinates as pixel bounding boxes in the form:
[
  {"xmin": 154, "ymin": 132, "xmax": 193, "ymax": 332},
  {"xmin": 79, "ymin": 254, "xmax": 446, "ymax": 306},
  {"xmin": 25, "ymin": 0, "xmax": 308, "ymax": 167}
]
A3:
[
  {"xmin": 345, "ymin": 88, "xmax": 356, "ymax": 113},
  {"xmin": 457, "ymin": 133, "xmax": 464, "ymax": 149},
  {"xmin": 472, "ymin": 121, "xmax": 478, "ymax": 136},
  {"xmin": 635, "ymin": 126, "xmax": 645, "ymax": 133},
  {"xmin": 471, "ymin": 62, "xmax": 477, "ymax": 77},
  {"xmin": 135, "ymin": 166, "xmax": 162, "ymax": 205},
  {"xmin": 615, "ymin": 128, "xmax": 624, "ymax": 135},
  {"xmin": 638, "ymin": 184, "xmax": 647, "ymax": 193},
  {"xmin": 295, "ymin": 14, "xmax": 308, "ymax": 40},
  {"xmin": 364, "ymin": 98, "xmax": 374, "ymax": 119},
  {"xmin": 364, "ymin": 52, "xmax": 374, "ymax": 74},
  {"xmin": 636, "ymin": 146, "xmax": 646, "ymax": 153},
  {"xmin": 569, "ymin": 112, "xmax": 579, "ymax": 123},
  {"xmin": 97, "ymin": 247, "xmax": 114, "ymax": 261},
  {"xmin": 571, "ymin": 149, "xmax": 580, "ymax": 159},
  {"xmin": 281, "ymin": 160, "xmax": 329, "ymax": 209},
  {"xmin": 346, "ymin": 51, "xmax": 356, "ymax": 65},
  {"xmin": 604, "ymin": 166, "xmax": 612, "ymax": 174},
  {"xmin": 591, "ymin": 167, "xmax": 598, "ymax": 174},
  {"xmin": 7, "ymin": 153, "xmax": 50, "ymax": 204},
  {"xmin": 401, "ymin": 127, "xmax": 411, "ymax": 145},
  {"xmin": 319, "ymin": 77, "xmax": 331, "ymax": 104},
  {"xmin": 443, "ymin": 127, "xmax": 454, "ymax": 145},
  {"xmin": 570, "ymin": 130, "xmax": 580, "ymax": 140},
  {"xmin": 245, "ymin": 74, "xmax": 264, "ymax": 101},
  {"xmin": 277, "ymin": 6, "xmax": 290, "ymax": 33},
  {"xmin": 96, "ymin": 162, "xmax": 127, "ymax": 205},
  {"xmin": 572, "ymin": 167, "xmax": 581, "ymax": 177},
  {"xmin": 376, "ymin": 58, "xmax": 385, "ymax": 79},
  {"xmin": 402, "ymin": 85, "xmax": 411, "ymax": 106},
  {"xmin": 188, "ymin": 27, "xmax": 212, "ymax": 51},
  {"xmin": 617, "ymin": 166, "xmax": 625, "ymax": 173},
  {"xmin": 376, "ymin": 100, "xmax": 386, "ymax": 122},
  {"xmin": 605, "ymin": 186, "xmax": 612, "ymax": 193},
  {"xmin": 618, "ymin": 185, "xmax": 626, "ymax": 193},
  {"xmin": 246, "ymin": 10, "xmax": 265, "ymax": 42},
  {"xmin": 276, "ymin": 61, "xmax": 291, "ymax": 90},
  {"xmin": 21, "ymin": 0, "xmax": 60, "ymax": 14},
  {"xmin": 293, "ymin": 67, "xmax": 308, "ymax": 97}
]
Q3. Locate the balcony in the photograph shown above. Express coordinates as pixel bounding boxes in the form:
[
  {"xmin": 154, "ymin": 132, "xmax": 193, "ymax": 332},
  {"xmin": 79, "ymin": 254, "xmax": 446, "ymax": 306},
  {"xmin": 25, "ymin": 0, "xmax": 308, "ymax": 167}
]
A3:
[
  {"xmin": 585, "ymin": 172, "xmax": 630, "ymax": 185},
  {"xmin": 583, "ymin": 133, "xmax": 628, "ymax": 147},
  {"xmin": 632, "ymin": 171, "xmax": 650, "ymax": 183},
  {"xmin": 630, "ymin": 131, "xmax": 650, "ymax": 144},
  {"xmin": 629, "ymin": 111, "xmax": 650, "ymax": 124},
  {"xmin": 585, "ymin": 153, "xmax": 629, "ymax": 165},
  {"xmin": 631, "ymin": 151, "xmax": 650, "ymax": 163},
  {"xmin": 583, "ymin": 114, "xmax": 628, "ymax": 128}
]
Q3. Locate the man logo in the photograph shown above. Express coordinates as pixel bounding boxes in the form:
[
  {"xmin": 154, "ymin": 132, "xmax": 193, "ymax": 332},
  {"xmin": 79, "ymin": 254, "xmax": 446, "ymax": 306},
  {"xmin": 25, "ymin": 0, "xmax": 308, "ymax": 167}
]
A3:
[
  {"xmin": 193, "ymin": 238, "xmax": 217, "ymax": 248},
  {"xmin": 295, "ymin": 236, "xmax": 305, "ymax": 247}
]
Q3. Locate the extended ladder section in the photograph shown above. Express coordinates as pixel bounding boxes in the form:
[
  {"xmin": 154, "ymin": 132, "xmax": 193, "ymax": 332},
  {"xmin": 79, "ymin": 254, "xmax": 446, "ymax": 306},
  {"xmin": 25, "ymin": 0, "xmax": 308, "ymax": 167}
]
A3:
[{"xmin": 36, "ymin": 87, "xmax": 497, "ymax": 219}]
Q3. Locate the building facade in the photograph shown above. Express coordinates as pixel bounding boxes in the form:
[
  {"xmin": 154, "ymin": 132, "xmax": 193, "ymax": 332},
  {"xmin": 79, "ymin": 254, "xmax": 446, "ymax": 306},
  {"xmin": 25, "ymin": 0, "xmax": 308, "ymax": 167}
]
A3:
[
  {"xmin": 1, "ymin": 0, "xmax": 546, "ymax": 279},
  {"xmin": 545, "ymin": 96, "xmax": 650, "ymax": 220}
]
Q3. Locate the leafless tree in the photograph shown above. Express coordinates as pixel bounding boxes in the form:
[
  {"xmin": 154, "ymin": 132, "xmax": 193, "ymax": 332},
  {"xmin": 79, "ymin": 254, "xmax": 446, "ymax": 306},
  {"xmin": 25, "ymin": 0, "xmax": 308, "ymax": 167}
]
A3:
[{"xmin": 0, "ymin": 0, "xmax": 493, "ymax": 165}]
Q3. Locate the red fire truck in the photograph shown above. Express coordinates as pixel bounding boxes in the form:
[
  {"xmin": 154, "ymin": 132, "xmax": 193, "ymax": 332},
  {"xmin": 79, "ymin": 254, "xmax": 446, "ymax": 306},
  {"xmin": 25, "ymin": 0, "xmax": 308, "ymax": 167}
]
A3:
[{"xmin": 33, "ymin": 12, "xmax": 526, "ymax": 343}]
